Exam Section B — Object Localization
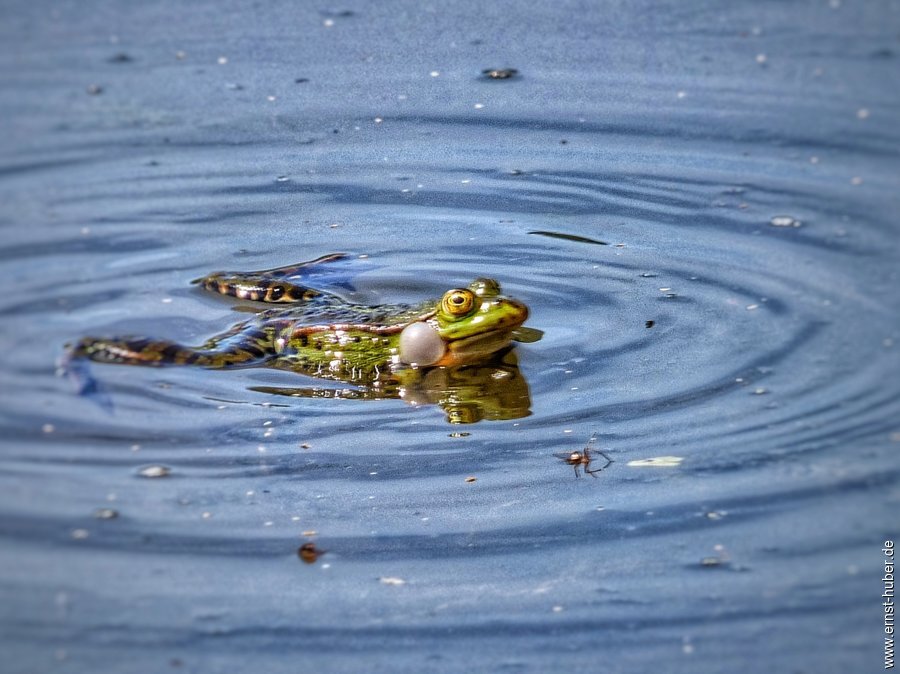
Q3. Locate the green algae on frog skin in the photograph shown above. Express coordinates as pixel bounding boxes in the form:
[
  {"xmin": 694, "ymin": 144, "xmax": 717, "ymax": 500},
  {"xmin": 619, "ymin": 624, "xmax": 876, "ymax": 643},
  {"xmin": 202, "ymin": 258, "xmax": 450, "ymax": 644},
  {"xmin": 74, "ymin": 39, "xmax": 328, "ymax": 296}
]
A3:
[{"xmin": 68, "ymin": 254, "xmax": 540, "ymax": 423}]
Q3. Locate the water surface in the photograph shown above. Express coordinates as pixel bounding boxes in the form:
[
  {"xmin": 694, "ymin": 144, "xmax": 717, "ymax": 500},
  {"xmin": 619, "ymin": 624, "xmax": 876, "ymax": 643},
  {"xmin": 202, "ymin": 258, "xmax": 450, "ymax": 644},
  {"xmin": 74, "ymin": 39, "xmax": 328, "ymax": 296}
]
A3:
[{"xmin": 1, "ymin": 1, "xmax": 899, "ymax": 672}]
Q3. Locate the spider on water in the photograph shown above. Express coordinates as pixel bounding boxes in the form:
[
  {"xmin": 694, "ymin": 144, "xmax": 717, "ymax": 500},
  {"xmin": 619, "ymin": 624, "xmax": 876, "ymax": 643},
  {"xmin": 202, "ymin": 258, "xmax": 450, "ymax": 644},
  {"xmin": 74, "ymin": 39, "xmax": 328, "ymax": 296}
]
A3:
[{"xmin": 554, "ymin": 434, "xmax": 613, "ymax": 478}]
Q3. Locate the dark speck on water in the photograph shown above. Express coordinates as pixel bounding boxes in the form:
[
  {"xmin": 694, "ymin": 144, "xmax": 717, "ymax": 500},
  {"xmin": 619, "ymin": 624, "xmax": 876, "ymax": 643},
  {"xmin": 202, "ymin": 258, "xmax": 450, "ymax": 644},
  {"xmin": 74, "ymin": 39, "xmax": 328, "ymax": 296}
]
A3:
[
  {"xmin": 482, "ymin": 68, "xmax": 519, "ymax": 80},
  {"xmin": 0, "ymin": 1, "xmax": 897, "ymax": 673}
]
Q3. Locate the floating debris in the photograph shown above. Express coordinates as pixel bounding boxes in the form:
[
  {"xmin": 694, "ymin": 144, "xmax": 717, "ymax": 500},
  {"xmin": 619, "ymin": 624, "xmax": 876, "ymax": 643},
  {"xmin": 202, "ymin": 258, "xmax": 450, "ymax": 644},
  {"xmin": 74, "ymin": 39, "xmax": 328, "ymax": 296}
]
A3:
[
  {"xmin": 482, "ymin": 68, "xmax": 518, "ymax": 80},
  {"xmin": 107, "ymin": 53, "xmax": 133, "ymax": 63},
  {"xmin": 449, "ymin": 432, "xmax": 470, "ymax": 438},
  {"xmin": 769, "ymin": 215, "xmax": 801, "ymax": 228},
  {"xmin": 465, "ymin": 476, "xmax": 477, "ymax": 483},
  {"xmin": 93, "ymin": 508, "xmax": 119, "ymax": 520},
  {"xmin": 645, "ymin": 320, "xmax": 655, "ymax": 329},
  {"xmin": 86, "ymin": 84, "xmax": 103, "ymax": 95},
  {"xmin": 701, "ymin": 556, "xmax": 727, "ymax": 567},
  {"xmin": 379, "ymin": 576, "xmax": 406, "ymax": 586},
  {"xmin": 298, "ymin": 542, "xmax": 324, "ymax": 564},
  {"xmin": 137, "ymin": 465, "xmax": 171, "ymax": 478},
  {"xmin": 528, "ymin": 230, "xmax": 608, "ymax": 246},
  {"xmin": 71, "ymin": 529, "xmax": 90, "ymax": 540},
  {"xmin": 627, "ymin": 456, "xmax": 683, "ymax": 468}
]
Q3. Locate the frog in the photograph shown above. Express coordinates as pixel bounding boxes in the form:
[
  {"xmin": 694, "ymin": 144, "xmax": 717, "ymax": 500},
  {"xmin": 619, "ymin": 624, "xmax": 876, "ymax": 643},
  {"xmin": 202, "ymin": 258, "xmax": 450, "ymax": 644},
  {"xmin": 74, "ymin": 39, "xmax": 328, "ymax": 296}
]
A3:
[{"xmin": 67, "ymin": 253, "xmax": 541, "ymax": 423}]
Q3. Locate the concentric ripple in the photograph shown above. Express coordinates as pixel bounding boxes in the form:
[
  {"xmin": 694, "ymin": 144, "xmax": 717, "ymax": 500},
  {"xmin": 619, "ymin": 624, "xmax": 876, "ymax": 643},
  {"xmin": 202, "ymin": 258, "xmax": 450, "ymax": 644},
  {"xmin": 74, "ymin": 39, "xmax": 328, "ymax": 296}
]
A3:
[{"xmin": 1, "ymin": 1, "xmax": 898, "ymax": 672}]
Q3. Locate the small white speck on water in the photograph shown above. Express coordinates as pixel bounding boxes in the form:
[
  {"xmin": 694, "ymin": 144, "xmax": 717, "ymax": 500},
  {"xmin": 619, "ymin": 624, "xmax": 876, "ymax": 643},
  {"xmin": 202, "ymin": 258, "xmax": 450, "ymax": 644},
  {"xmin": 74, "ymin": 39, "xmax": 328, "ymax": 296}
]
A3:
[
  {"xmin": 291, "ymin": 516, "xmax": 301, "ymax": 521},
  {"xmin": 474, "ymin": 103, "xmax": 484, "ymax": 109},
  {"xmin": 850, "ymin": 176, "xmax": 863, "ymax": 185},
  {"xmin": 323, "ymin": 18, "xmax": 334, "ymax": 27},
  {"xmin": 267, "ymin": 95, "xmax": 276, "ymax": 102},
  {"xmin": 810, "ymin": 156, "xmax": 820, "ymax": 164},
  {"xmin": 275, "ymin": 175, "xmax": 290, "ymax": 182},
  {"xmin": 246, "ymin": 490, "xmax": 255, "ymax": 497},
  {"xmin": 217, "ymin": 56, "xmax": 228, "ymax": 65},
  {"xmin": 770, "ymin": 215, "xmax": 801, "ymax": 228},
  {"xmin": 217, "ymin": 405, "xmax": 227, "ymax": 410},
  {"xmin": 42, "ymin": 424, "xmax": 55, "ymax": 434},
  {"xmin": 369, "ymin": 471, "xmax": 378, "ymax": 476},
  {"xmin": 753, "ymin": 387, "xmax": 768, "ymax": 395},
  {"xmin": 138, "ymin": 465, "xmax": 170, "ymax": 478},
  {"xmin": 263, "ymin": 430, "xmax": 273, "ymax": 438},
  {"xmin": 683, "ymin": 643, "xmax": 695, "ymax": 655},
  {"xmin": 202, "ymin": 512, "xmax": 212, "ymax": 519},
  {"xmin": 80, "ymin": 227, "xmax": 90, "ymax": 235},
  {"xmin": 94, "ymin": 508, "xmax": 118, "ymax": 520},
  {"xmin": 676, "ymin": 90, "xmax": 687, "ymax": 99},
  {"xmin": 379, "ymin": 576, "xmax": 406, "ymax": 586},
  {"xmin": 563, "ymin": 429, "xmax": 573, "ymax": 434},
  {"xmin": 746, "ymin": 304, "xmax": 759, "ymax": 311},
  {"xmin": 430, "ymin": 70, "xmax": 440, "ymax": 77},
  {"xmin": 857, "ymin": 108, "xmax": 870, "ymax": 120},
  {"xmin": 552, "ymin": 606, "xmax": 564, "ymax": 613},
  {"xmin": 264, "ymin": 521, "xmax": 274, "ymax": 527},
  {"xmin": 257, "ymin": 445, "xmax": 267, "ymax": 453},
  {"xmin": 175, "ymin": 50, "xmax": 186, "ymax": 60},
  {"xmin": 71, "ymin": 529, "xmax": 89, "ymax": 540},
  {"xmin": 755, "ymin": 53, "xmax": 767, "ymax": 64},
  {"xmin": 374, "ymin": 117, "xmax": 383, "ymax": 124},
  {"xmin": 627, "ymin": 456, "xmax": 684, "ymax": 468},
  {"xmin": 161, "ymin": 298, "xmax": 173, "ymax": 304}
]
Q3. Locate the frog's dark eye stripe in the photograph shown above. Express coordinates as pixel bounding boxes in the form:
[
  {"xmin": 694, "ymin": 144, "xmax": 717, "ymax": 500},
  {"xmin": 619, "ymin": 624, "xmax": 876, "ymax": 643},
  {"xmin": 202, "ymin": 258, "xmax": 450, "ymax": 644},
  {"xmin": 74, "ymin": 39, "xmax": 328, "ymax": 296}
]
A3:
[{"xmin": 441, "ymin": 289, "xmax": 475, "ymax": 316}]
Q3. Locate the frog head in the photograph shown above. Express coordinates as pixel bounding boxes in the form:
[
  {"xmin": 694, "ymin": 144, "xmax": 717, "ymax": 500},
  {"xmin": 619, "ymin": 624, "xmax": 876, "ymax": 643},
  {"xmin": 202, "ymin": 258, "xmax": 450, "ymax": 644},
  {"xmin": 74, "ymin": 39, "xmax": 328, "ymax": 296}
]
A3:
[{"xmin": 399, "ymin": 278, "xmax": 529, "ymax": 367}]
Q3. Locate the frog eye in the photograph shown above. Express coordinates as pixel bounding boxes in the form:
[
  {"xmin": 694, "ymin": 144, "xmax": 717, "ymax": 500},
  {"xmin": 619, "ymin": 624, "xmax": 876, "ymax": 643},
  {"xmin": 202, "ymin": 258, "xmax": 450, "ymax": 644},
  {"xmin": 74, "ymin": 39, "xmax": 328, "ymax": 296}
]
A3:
[{"xmin": 441, "ymin": 289, "xmax": 475, "ymax": 316}]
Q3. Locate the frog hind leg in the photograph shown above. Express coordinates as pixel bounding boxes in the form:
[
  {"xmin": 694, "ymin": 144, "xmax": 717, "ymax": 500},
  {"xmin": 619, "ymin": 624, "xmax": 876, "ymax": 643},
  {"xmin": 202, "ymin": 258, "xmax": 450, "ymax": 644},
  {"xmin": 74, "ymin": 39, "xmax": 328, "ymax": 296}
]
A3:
[
  {"xmin": 68, "ymin": 325, "xmax": 275, "ymax": 370},
  {"xmin": 193, "ymin": 253, "xmax": 349, "ymax": 303}
]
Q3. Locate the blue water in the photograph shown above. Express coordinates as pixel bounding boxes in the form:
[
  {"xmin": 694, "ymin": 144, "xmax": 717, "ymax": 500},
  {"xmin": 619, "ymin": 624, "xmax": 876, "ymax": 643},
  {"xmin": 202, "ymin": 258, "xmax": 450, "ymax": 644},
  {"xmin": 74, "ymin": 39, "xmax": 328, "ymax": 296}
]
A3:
[{"xmin": 1, "ymin": 1, "xmax": 899, "ymax": 672}]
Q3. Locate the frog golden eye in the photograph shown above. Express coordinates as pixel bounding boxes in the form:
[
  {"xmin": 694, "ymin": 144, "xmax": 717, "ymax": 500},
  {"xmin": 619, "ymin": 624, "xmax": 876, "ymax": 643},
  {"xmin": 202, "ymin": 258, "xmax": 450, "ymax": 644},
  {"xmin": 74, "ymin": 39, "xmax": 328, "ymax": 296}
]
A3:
[{"xmin": 441, "ymin": 289, "xmax": 475, "ymax": 316}]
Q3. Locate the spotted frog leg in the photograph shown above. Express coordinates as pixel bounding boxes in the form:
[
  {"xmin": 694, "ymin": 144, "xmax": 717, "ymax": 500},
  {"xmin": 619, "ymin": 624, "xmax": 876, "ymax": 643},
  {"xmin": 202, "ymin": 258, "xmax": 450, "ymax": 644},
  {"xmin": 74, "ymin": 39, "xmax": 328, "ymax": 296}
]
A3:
[
  {"xmin": 65, "ymin": 256, "xmax": 349, "ymax": 370},
  {"xmin": 192, "ymin": 253, "xmax": 348, "ymax": 303}
]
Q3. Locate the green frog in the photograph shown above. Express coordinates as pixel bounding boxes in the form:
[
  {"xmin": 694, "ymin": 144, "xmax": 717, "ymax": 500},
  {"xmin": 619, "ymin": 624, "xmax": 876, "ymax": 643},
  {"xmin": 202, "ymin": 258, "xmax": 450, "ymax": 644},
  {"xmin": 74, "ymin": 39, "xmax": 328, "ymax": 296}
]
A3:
[{"xmin": 68, "ymin": 254, "xmax": 540, "ymax": 423}]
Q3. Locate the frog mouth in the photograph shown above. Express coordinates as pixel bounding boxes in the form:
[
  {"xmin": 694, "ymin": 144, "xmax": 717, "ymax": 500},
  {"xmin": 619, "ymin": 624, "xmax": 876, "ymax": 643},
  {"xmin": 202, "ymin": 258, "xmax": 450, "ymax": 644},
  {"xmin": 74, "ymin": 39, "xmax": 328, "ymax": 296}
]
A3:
[{"xmin": 441, "ymin": 329, "xmax": 518, "ymax": 363}]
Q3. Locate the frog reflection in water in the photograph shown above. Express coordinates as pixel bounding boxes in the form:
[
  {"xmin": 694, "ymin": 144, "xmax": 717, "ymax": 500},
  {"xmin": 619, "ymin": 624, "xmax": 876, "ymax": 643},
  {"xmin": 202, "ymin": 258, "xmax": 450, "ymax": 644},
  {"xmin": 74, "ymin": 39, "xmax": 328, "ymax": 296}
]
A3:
[{"xmin": 69, "ymin": 254, "xmax": 541, "ymax": 423}]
